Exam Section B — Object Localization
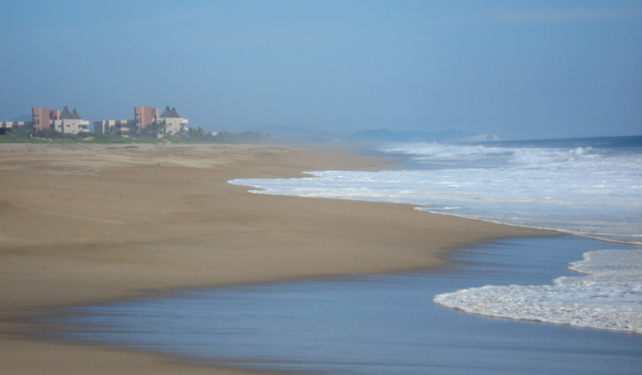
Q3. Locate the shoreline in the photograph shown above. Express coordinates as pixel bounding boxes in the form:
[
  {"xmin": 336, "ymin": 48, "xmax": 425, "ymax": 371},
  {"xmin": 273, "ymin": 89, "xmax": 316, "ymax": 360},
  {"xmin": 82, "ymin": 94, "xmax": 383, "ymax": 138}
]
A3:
[{"xmin": 0, "ymin": 143, "xmax": 554, "ymax": 374}]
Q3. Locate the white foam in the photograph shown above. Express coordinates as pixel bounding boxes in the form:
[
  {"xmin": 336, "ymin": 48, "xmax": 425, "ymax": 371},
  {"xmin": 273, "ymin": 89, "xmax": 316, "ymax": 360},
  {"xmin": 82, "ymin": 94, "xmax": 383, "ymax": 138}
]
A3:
[
  {"xmin": 230, "ymin": 143, "xmax": 642, "ymax": 243},
  {"xmin": 433, "ymin": 249, "xmax": 642, "ymax": 333}
]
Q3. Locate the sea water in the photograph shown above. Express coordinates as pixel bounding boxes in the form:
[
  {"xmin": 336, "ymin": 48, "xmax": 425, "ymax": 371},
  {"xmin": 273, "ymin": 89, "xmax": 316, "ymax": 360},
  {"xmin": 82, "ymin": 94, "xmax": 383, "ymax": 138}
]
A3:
[
  {"xmin": 229, "ymin": 136, "xmax": 642, "ymax": 332},
  {"xmin": 45, "ymin": 237, "xmax": 642, "ymax": 374},
  {"xmin": 231, "ymin": 136, "xmax": 642, "ymax": 244}
]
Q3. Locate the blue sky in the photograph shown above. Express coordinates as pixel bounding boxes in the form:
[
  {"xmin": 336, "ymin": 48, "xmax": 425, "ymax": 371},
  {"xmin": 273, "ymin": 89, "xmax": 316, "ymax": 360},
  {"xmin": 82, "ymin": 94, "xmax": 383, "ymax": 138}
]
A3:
[{"xmin": 1, "ymin": 0, "xmax": 640, "ymax": 139}]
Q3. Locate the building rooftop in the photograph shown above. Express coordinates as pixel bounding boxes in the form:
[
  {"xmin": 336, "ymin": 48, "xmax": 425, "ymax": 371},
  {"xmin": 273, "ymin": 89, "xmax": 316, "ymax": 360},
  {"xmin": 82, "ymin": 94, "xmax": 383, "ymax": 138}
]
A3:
[
  {"xmin": 60, "ymin": 106, "xmax": 84, "ymax": 120},
  {"xmin": 71, "ymin": 109, "xmax": 82, "ymax": 120},
  {"xmin": 161, "ymin": 106, "xmax": 181, "ymax": 118},
  {"xmin": 59, "ymin": 106, "xmax": 73, "ymax": 119}
]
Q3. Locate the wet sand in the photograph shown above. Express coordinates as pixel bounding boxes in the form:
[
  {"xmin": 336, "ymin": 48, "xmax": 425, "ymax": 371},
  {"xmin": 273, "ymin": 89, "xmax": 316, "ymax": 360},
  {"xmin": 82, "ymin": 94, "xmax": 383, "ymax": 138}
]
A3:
[{"xmin": 0, "ymin": 143, "xmax": 551, "ymax": 374}]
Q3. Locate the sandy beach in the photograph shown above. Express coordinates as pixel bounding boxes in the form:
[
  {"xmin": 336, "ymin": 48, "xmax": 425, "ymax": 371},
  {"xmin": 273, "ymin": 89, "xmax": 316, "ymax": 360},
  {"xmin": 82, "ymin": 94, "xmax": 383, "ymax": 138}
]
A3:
[{"xmin": 0, "ymin": 143, "xmax": 551, "ymax": 374}]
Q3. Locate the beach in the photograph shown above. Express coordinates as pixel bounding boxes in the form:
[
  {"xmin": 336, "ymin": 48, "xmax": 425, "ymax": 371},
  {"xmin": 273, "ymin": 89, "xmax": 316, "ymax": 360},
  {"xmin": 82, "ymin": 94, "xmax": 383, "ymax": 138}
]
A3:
[{"xmin": 0, "ymin": 143, "xmax": 550, "ymax": 374}]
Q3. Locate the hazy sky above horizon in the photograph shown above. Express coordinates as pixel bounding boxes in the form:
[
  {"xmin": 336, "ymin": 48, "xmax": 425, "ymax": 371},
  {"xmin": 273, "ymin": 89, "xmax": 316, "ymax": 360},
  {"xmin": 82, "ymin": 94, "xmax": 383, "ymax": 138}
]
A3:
[{"xmin": 1, "ymin": 1, "xmax": 640, "ymax": 140}]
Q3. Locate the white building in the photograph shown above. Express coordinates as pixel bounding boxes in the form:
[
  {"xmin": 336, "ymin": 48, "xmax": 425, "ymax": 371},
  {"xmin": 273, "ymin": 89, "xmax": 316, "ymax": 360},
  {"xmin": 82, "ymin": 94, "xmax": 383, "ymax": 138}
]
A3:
[
  {"xmin": 0, "ymin": 120, "xmax": 32, "ymax": 134},
  {"xmin": 0, "ymin": 106, "xmax": 88, "ymax": 135},
  {"xmin": 52, "ymin": 106, "xmax": 90, "ymax": 134},
  {"xmin": 93, "ymin": 119, "xmax": 138, "ymax": 136},
  {"xmin": 158, "ymin": 106, "xmax": 188, "ymax": 137}
]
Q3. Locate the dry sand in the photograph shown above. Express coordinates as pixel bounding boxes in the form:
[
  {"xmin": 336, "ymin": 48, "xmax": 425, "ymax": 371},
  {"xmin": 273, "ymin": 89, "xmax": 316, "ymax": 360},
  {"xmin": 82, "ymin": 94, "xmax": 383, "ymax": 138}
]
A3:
[{"xmin": 0, "ymin": 143, "xmax": 552, "ymax": 374}]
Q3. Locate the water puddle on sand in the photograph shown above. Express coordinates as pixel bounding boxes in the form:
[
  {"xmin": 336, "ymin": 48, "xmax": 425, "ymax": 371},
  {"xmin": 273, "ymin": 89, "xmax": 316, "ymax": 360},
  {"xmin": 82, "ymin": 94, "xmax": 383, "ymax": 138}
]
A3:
[{"xmin": 41, "ymin": 236, "xmax": 642, "ymax": 375}]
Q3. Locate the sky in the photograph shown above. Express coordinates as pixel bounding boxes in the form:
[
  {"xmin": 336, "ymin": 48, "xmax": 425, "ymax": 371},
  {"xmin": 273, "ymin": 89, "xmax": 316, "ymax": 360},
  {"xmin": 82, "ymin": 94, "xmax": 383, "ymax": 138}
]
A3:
[{"xmin": 1, "ymin": 0, "xmax": 640, "ymax": 140}]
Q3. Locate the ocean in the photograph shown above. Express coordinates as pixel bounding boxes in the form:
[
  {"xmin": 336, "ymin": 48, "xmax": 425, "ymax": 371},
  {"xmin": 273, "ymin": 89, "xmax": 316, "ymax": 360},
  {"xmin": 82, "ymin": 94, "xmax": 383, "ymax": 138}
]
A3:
[
  {"xmin": 229, "ymin": 135, "xmax": 642, "ymax": 334},
  {"xmin": 43, "ymin": 136, "xmax": 642, "ymax": 374},
  {"xmin": 233, "ymin": 136, "xmax": 642, "ymax": 245}
]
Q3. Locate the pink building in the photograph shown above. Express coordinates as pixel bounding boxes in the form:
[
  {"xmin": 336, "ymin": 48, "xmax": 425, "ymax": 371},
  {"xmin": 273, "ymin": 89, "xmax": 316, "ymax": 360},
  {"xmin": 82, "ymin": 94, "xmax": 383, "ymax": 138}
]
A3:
[
  {"xmin": 31, "ymin": 107, "xmax": 60, "ymax": 131},
  {"xmin": 134, "ymin": 106, "xmax": 159, "ymax": 133}
]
